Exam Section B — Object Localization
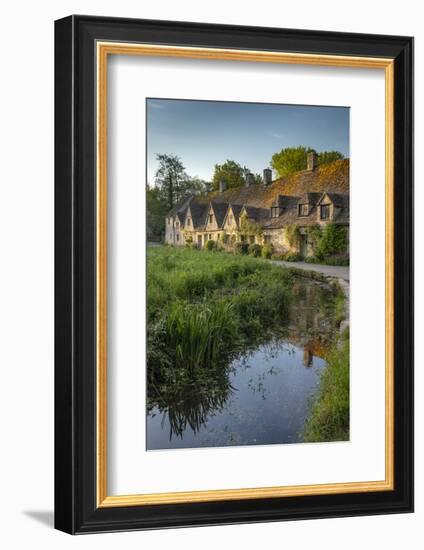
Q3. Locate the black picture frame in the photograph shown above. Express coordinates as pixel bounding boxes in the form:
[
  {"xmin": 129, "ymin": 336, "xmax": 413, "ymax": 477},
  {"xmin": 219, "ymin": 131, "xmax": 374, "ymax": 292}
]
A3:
[{"xmin": 55, "ymin": 14, "xmax": 414, "ymax": 534}]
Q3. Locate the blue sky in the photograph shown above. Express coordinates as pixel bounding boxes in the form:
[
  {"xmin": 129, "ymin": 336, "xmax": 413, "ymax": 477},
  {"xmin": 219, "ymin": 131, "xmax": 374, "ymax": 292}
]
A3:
[{"xmin": 147, "ymin": 98, "xmax": 349, "ymax": 184}]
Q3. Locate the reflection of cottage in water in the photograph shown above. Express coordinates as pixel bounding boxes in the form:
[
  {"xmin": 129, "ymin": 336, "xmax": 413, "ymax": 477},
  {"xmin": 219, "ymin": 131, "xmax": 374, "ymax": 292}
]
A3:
[
  {"xmin": 287, "ymin": 280, "xmax": 337, "ymax": 365},
  {"xmin": 165, "ymin": 154, "xmax": 349, "ymax": 259}
]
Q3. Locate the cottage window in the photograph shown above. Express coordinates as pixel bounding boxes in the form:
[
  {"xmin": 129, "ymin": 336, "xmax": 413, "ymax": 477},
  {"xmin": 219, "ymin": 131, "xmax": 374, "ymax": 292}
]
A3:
[
  {"xmin": 320, "ymin": 204, "xmax": 330, "ymax": 220},
  {"xmin": 209, "ymin": 214, "xmax": 213, "ymax": 224},
  {"xmin": 209, "ymin": 234, "xmax": 212, "ymax": 240},
  {"xmin": 298, "ymin": 204, "xmax": 309, "ymax": 217},
  {"xmin": 187, "ymin": 217, "xmax": 191, "ymax": 226},
  {"xmin": 228, "ymin": 214, "xmax": 233, "ymax": 225},
  {"xmin": 264, "ymin": 235, "xmax": 271, "ymax": 244},
  {"xmin": 176, "ymin": 234, "xmax": 179, "ymax": 241}
]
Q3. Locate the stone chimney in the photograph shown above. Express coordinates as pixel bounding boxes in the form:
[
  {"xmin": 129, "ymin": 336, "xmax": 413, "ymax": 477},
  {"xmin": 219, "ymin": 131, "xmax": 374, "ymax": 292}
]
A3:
[
  {"xmin": 219, "ymin": 179, "xmax": 227, "ymax": 193},
  {"xmin": 263, "ymin": 168, "xmax": 272, "ymax": 186},
  {"xmin": 245, "ymin": 173, "xmax": 255, "ymax": 187},
  {"xmin": 307, "ymin": 151, "xmax": 318, "ymax": 171}
]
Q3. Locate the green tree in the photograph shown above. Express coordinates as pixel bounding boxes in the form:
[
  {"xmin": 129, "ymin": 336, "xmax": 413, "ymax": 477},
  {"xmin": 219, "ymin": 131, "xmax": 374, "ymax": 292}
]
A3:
[
  {"xmin": 317, "ymin": 150, "xmax": 344, "ymax": 165},
  {"xmin": 212, "ymin": 160, "xmax": 261, "ymax": 190},
  {"xmin": 146, "ymin": 185, "xmax": 168, "ymax": 241},
  {"xmin": 154, "ymin": 153, "xmax": 209, "ymax": 211},
  {"xmin": 154, "ymin": 153, "xmax": 187, "ymax": 210},
  {"xmin": 271, "ymin": 146, "xmax": 344, "ymax": 178}
]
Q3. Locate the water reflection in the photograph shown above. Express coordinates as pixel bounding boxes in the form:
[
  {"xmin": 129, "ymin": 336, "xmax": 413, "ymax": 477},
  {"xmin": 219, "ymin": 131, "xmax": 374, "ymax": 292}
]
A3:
[{"xmin": 147, "ymin": 280, "xmax": 339, "ymax": 450}]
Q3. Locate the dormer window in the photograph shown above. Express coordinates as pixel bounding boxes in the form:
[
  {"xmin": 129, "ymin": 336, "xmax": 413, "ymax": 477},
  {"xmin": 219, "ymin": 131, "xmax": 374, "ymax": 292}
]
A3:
[
  {"xmin": 298, "ymin": 204, "xmax": 309, "ymax": 217},
  {"xmin": 228, "ymin": 214, "xmax": 233, "ymax": 225},
  {"xmin": 176, "ymin": 221, "xmax": 179, "ymax": 228},
  {"xmin": 320, "ymin": 204, "xmax": 330, "ymax": 220},
  {"xmin": 209, "ymin": 214, "xmax": 213, "ymax": 224},
  {"xmin": 271, "ymin": 206, "xmax": 280, "ymax": 218},
  {"xmin": 187, "ymin": 217, "xmax": 191, "ymax": 226}
]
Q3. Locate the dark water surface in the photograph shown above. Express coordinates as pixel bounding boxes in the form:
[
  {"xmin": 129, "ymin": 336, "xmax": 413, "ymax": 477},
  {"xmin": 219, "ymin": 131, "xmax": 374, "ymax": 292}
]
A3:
[{"xmin": 147, "ymin": 280, "xmax": 337, "ymax": 450}]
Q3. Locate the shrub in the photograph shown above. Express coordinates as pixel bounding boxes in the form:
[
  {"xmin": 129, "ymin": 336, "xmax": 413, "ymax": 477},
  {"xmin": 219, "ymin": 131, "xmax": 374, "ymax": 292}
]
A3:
[
  {"xmin": 205, "ymin": 239, "xmax": 217, "ymax": 251},
  {"xmin": 271, "ymin": 253, "xmax": 285, "ymax": 261},
  {"xmin": 317, "ymin": 223, "xmax": 348, "ymax": 258},
  {"xmin": 234, "ymin": 242, "xmax": 249, "ymax": 255},
  {"xmin": 323, "ymin": 255, "xmax": 349, "ymax": 266},
  {"xmin": 285, "ymin": 224, "xmax": 301, "ymax": 248},
  {"xmin": 261, "ymin": 243, "xmax": 274, "ymax": 259},
  {"xmin": 248, "ymin": 243, "xmax": 262, "ymax": 257},
  {"xmin": 284, "ymin": 251, "xmax": 302, "ymax": 262}
]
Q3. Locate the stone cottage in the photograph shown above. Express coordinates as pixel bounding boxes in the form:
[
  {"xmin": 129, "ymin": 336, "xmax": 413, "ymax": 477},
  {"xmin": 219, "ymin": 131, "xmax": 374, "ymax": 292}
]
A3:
[{"xmin": 164, "ymin": 152, "xmax": 349, "ymax": 258}]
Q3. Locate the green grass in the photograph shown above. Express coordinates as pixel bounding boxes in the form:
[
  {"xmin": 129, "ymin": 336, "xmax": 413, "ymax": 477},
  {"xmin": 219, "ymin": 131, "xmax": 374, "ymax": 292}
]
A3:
[
  {"xmin": 303, "ymin": 331, "xmax": 350, "ymax": 442},
  {"xmin": 147, "ymin": 245, "xmax": 349, "ymax": 443},
  {"xmin": 147, "ymin": 246, "xmax": 294, "ymax": 376}
]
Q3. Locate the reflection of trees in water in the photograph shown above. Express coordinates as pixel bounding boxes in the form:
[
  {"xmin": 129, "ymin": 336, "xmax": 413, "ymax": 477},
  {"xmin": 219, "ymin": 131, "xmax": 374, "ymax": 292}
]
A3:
[{"xmin": 147, "ymin": 368, "xmax": 234, "ymax": 440}]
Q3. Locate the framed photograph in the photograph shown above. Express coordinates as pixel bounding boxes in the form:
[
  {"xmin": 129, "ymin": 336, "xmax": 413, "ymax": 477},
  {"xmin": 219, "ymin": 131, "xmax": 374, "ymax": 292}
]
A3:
[{"xmin": 54, "ymin": 15, "xmax": 413, "ymax": 534}]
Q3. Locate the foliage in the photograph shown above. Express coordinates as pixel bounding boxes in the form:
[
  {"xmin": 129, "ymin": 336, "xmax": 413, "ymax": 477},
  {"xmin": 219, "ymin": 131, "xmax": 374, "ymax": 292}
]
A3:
[
  {"xmin": 147, "ymin": 246, "xmax": 295, "ymax": 374},
  {"xmin": 334, "ymin": 292, "xmax": 346, "ymax": 325},
  {"xmin": 316, "ymin": 223, "xmax": 348, "ymax": 258},
  {"xmin": 271, "ymin": 253, "xmax": 285, "ymax": 261},
  {"xmin": 248, "ymin": 243, "xmax": 262, "ymax": 257},
  {"xmin": 234, "ymin": 242, "xmax": 249, "ymax": 255},
  {"xmin": 317, "ymin": 150, "xmax": 345, "ymax": 165},
  {"xmin": 285, "ymin": 224, "xmax": 301, "ymax": 249},
  {"xmin": 305, "ymin": 224, "xmax": 322, "ymax": 254},
  {"xmin": 166, "ymin": 300, "xmax": 237, "ymax": 371},
  {"xmin": 205, "ymin": 239, "xmax": 217, "ymax": 251},
  {"xmin": 212, "ymin": 160, "xmax": 261, "ymax": 191},
  {"xmin": 238, "ymin": 215, "xmax": 263, "ymax": 238},
  {"xmin": 283, "ymin": 251, "xmax": 302, "ymax": 262},
  {"xmin": 303, "ymin": 333, "xmax": 349, "ymax": 442},
  {"xmin": 304, "ymin": 255, "xmax": 349, "ymax": 266},
  {"xmin": 271, "ymin": 146, "xmax": 344, "ymax": 178},
  {"xmin": 154, "ymin": 153, "xmax": 188, "ymax": 211},
  {"xmin": 154, "ymin": 153, "xmax": 208, "ymax": 211},
  {"xmin": 146, "ymin": 185, "xmax": 169, "ymax": 240},
  {"xmin": 261, "ymin": 243, "xmax": 274, "ymax": 259}
]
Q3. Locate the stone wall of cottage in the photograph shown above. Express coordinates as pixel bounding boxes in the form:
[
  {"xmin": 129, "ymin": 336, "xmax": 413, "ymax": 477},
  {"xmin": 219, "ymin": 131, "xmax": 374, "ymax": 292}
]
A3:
[{"xmin": 165, "ymin": 216, "xmax": 185, "ymax": 245}]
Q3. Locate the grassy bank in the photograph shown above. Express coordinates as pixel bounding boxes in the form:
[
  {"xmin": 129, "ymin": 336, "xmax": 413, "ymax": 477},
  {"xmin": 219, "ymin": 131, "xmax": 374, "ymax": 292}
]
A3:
[
  {"xmin": 303, "ymin": 329, "xmax": 350, "ymax": 442},
  {"xmin": 147, "ymin": 246, "xmax": 294, "ymax": 385}
]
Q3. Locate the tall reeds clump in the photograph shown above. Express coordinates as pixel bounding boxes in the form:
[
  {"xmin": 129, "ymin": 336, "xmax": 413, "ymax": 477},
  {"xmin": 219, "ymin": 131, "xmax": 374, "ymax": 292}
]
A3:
[{"xmin": 165, "ymin": 300, "xmax": 237, "ymax": 371}]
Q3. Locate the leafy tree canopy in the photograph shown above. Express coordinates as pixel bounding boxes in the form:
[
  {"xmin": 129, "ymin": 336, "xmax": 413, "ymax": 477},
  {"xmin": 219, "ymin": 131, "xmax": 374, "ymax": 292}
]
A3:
[
  {"xmin": 271, "ymin": 146, "xmax": 344, "ymax": 178},
  {"xmin": 154, "ymin": 153, "xmax": 208, "ymax": 210},
  {"xmin": 212, "ymin": 160, "xmax": 261, "ymax": 191}
]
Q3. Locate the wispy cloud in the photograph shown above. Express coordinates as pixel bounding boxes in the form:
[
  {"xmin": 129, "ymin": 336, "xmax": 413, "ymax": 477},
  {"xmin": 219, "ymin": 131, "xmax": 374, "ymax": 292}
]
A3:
[
  {"xmin": 269, "ymin": 131, "xmax": 285, "ymax": 140},
  {"xmin": 148, "ymin": 100, "xmax": 167, "ymax": 110}
]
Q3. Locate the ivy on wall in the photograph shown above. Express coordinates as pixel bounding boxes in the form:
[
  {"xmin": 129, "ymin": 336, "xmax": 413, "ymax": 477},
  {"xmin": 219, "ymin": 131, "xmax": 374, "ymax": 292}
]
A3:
[
  {"xmin": 285, "ymin": 224, "xmax": 301, "ymax": 248},
  {"xmin": 316, "ymin": 224, "xmax": 348, "ymax": 258}
]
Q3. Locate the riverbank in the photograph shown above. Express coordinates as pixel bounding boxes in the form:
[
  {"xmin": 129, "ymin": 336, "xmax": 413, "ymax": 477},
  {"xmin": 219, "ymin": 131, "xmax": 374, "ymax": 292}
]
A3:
[
  {"xmin": 147, "ymin": 246, "xmax": 349, "ymax": 447},
  {"xmin": 303, "ymin": 330, "xmax": 350, "ymax": 442}
]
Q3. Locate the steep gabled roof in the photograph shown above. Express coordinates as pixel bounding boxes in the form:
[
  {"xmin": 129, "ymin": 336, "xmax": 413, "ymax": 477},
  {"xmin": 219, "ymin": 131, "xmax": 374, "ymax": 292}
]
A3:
[
  {"xmin": 187, "ymin": 202, "xmax": 208, "ymax": 229},
  {"xmin": 165, "ymin": 159, "xmax": 349, "ymax": 230},
  {"xmin": 222, "ymin": 203, "xmax": 243, "ymax": 228},
  {"xmin": 210, "ymin": 202, "xmax": 228, "ymax": 227},
  {"xmin": 166, "ymin": 194, "xmax": 194, "ymax": 217}
]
